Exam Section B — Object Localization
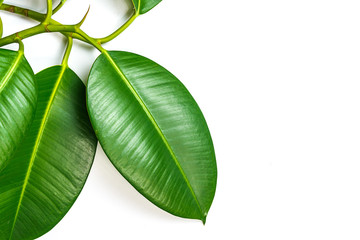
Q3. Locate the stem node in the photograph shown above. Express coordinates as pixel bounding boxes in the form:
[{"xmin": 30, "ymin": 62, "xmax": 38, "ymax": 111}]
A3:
[
  {"xmin": 0, "ymin": 2, "xmax": 138, "ymax": 48},
  {"xmin": 44, "ymin": 24, "xmax": 51, "ymax": 32},
  {"xmin": 15, "ymin": 32, "xmax": 22, "ymax": 40}
]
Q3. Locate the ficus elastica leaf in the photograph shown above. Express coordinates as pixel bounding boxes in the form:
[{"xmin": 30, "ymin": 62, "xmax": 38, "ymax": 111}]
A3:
[
  {"xmin": 0, "ymin": 66, "xmax": 97, "ymax": 240},
  {"xmin": 87, "ymin": 50, "xmax": 217, "ymax": 223}
]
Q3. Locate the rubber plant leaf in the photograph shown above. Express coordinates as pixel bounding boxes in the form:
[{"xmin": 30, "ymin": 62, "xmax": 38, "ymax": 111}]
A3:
[
  {"xmin": 0, "ymin": 66, "xmax": 97, "ymax": 240},
  {"xmin": 87, "ymin": 51, "xmax": 217, "ymax": 223},
  {"xmin": 0, "ymin": 48, "xmax": 37, "ymax": 172},
  {"xmin": 132, "ymin": 0, "xmax": 162, "ymax": 14}
]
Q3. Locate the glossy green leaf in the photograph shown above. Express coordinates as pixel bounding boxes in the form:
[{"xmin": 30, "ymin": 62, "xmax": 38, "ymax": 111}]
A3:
[
  {"xmin": 0, "ymin": 48, "xmax": 37, "ymax": 172},
  {"xmin": 0, "ymin": 66, "xmax": 97, "ymax": 240},
  {"xmin": 87, "ymin": 51, "xmax": 217, "ymax": 223},
  {"xmin": 132, "ymin": 0, "xmax": 162, "ymax": 14}
]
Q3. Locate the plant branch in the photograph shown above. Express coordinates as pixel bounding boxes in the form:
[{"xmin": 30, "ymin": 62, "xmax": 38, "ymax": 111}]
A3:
[
  {"xmin": 95, "ymin": 11, "xmax": 138, "ymax": 44},
  {"xmin": 47, "ymin": 24, "xmax": 105, "ymax": 52},
  {"xmin": 0, "ymin": 22, "xmax": 105, "ymax": 53},
  {"xmin": 0, "ymin": 3, "xmax": 86, "ymax": 41},
  {"xmin": 0, "ymin": 4, "xmax": 46, "ymax": 22},
  {"xmin": 74, "ymin": 27, "xmax": 106, "ymax": 53},
  {"xmin": 0, "ymin": 3, "xmax": 138, "ymax": 45},
  {"xmin": 62, "ymin": 36, "xmax": 73, "ymax": 66},
  {"xmin": 94, "ymin": 0, "xmax": 139, "ymax": 43},
  {"xmin": 44, "ymin": 0, "xmax": 52, "ymax": 23},
  {"xmin": 0, "ymin": 24, "xmax": 45, "ymax": 46},
  {"xmin": 53, "ymin": 0, "xmax": 66, "ymax": 15}
]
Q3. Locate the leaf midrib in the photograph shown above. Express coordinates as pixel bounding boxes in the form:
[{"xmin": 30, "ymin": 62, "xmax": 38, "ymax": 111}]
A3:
[
  {"xmin": 137, "ymin": 0, "xmax": 141, "ymax": 14},
  {"xmin": 0, "ymin": 51, "xmax": 23, "ymax": 94},
  {"xmin": 9, "ymin": 65, "xmax": 66, "ymax": 239},
  {"xmin": 132, "ymin": 0, "xmax": 141, "ymax": 14},
  {"xmin": 102, "ymin": 51, "xmax": 204, "ymax": 218}
]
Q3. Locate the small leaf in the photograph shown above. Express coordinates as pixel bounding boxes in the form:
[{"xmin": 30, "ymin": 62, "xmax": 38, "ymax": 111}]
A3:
[
  {"xmin": 0, "ymin": 66, "xmax": 97, "ymax": 239},
  {"xmin": 0, "ymin": 48, "xmax": 37, "ymax": 171},
  {"xmin": 87, "ymin": 51, "xmax": 217, "ymax": 222},
  {"xmin": 132, "ymin": 0, "xmax": 162, "ymax": 14}
]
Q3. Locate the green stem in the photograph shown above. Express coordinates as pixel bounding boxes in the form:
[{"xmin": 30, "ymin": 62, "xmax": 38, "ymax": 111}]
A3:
[
  {"xmin": 62, "ymin": 37, "xmax": 73, "ymax": 66},
  {"xmin": 0, "ymin": 3, "xmax": 138, "ymax": 45},
  {"xmin": 0, "ymin": 24, "xmax": 45, "ymax": 46},
  {"xmin": 96, "ymin": 11, "xmax": 138, "ymax": 44},
  {"xmin": 47, "ymin": 24, "xmax": 106, "ymax": 52},
  {"xmin": 75, "ymin": 28, "xmax": 106, "ymax": 53},
  {"xmin": 16, "ymin": 38, "xmax": 24, "ymax": 53},
  {"xmin": 0, "ymin": 4, "xmax": 85, "ymax": 41},
  {"xmin": 53, "ymin": 0, "xmax": 66, "ymax": 15},
  {"xmin": 95, "ymin": 0, "xmax": 139, "ymax": 43},
  {"xmin": 0, "ymin": 23, "xmax": 69, "ymax": 47},
  {"xmin": 0, "ymin": 22, "xmax": 105, "ymax": 53},
  {"xmin": 0, "ymin": 4, "xmax": 46, "ymax": 22},
  {"xmin": 44, "ymin": 0, "xmax": 52, "ymax": 23}
]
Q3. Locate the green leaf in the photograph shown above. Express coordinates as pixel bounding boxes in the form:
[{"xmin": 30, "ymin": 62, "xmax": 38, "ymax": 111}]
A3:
[
  {"xmin": 0, "ymin": 48, "xmax": 37, "ymax": 172},
  {"xmin": 0, "ymin": 66, "xmax": 97, "ymax": 240},
  {"xmin": 87, "ymin": 51, "xmax": 217, "ymax": 223},
  {"xmin": 132, "ymin": 0, "xmax": 162, "ymax": 14}
]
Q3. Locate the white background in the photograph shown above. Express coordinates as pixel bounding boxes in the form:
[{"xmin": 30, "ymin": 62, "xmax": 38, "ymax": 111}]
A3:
[{"xmin": 2, "ymin": 0, "xmax": 360, "ymax": 239}]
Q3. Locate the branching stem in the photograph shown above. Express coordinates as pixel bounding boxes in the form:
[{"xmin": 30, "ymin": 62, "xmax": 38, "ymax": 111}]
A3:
[
  {"xmin": 0, "ymin": 2, "xmax": 138, "ymax": 45},
  {"xmin": 0, "ymin": 22, "xmax": 106, "ymax": 53},
  {"xmin": 44, "ymin": 0, "xmax": 52, "ymax": 24}
]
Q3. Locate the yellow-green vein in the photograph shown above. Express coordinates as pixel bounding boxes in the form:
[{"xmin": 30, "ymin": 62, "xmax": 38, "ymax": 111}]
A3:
[
  {"xmin": 136, "ymin": 0, "xmax": 141, "ymax": 15},
  {"xmin": 0, "ymin": 51, "xmax": 23, "ymax": 94},
  {"xmin": 9, "ymin": 65, "xmax": 67, "ymax": 238}
]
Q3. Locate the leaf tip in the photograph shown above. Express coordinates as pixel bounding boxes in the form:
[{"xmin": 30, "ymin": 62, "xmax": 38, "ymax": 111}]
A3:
[{"xmin": 201, "ymin": 212, "xmax": 207, "ymax": 225}]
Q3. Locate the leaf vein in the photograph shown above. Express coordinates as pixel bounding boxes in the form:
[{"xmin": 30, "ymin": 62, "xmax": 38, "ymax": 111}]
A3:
[
  {"xmin": 9, "ymin": 65, "xmax": 66, "ymax": 239},
  {"xmin": 0, "ymin": 51, "xmax": 23, "ymax": 94}
]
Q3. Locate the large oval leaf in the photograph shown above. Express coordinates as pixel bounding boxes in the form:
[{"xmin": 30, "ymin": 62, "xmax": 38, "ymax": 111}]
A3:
[
  {"xmin": 132, "ymin": 0, "xmax": 162, "ymax": 14},
  {"xmin": 0, "ymin": 48, "xmax": 37, "ymax": 171},
  {"xmin": 0, "ymin": 66, "xmax": 97, "ymax": 239},
  {"xmin": 87, "ymin": 51, "xmax": 217, "ymax": 223}
]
